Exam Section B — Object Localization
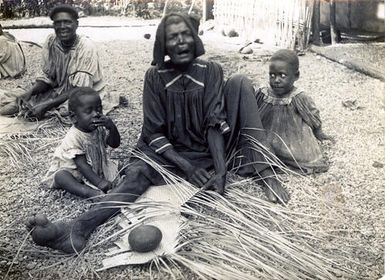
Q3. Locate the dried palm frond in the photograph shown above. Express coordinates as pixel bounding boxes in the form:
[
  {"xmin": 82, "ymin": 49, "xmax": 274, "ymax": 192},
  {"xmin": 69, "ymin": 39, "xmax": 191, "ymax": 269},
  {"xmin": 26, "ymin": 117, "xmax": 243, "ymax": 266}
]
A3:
[
  {"xmin": 3, "ymin": 133, "xmax": 356, "ymax": 279},
  {"xmin": 0, "ymin": 118, "xmax": 66, "ymax": 167},
  {"xmin": 87, "ymin": 148, "xmax": 356, "ymax": 280},
  {"xmin": 166, "ymin": 188, "xmax": 347, "ymax": 280}
]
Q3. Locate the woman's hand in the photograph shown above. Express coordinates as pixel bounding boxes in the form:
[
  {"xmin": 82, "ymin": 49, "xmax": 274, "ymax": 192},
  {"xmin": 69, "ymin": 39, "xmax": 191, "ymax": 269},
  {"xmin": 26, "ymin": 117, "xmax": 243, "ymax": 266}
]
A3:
[
  {"xmin": 186, "ymin": 166, "xmax": 211, "ymax": 188},
  {"xmin": 202, "ymin": 173, "xmax": 226, "ymax": 195}
]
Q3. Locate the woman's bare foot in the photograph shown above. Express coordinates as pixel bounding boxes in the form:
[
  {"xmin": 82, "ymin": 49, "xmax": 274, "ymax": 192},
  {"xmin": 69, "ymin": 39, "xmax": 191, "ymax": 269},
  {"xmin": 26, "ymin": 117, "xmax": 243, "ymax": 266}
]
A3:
[
  {"xmin": 262, "ymin": 177, "xmax": 290, "ymax": 204},
  {"xmin": 26, "ymin": 214, "xmax": 86, "ymax": 254}
]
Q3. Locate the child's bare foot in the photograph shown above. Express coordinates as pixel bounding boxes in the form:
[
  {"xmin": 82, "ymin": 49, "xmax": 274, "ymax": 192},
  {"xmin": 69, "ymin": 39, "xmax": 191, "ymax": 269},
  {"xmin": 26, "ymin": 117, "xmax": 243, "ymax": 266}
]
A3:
[
  {"xmin": 262, "ymin": 177, "xmax": 289, "ymax": 204},
  {"xmin": 26, "ymin": 214, "xmax": 86, "ymax": 254},
  {"xmin": 314, "ymin": 129, "xmax": 335, "ymax": 143}
]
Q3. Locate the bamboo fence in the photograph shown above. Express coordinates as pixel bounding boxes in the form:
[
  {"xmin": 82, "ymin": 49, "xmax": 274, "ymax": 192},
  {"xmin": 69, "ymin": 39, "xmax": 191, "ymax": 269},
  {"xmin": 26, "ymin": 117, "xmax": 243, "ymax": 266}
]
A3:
[{"xmin": 213, "ymin": 0, "xmax": 314, "ymax": 50}]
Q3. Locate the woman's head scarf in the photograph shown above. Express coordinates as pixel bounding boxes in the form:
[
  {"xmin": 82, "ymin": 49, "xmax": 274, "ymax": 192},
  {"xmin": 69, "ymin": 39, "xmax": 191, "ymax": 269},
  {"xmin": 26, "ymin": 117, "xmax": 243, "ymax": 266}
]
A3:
[{"xmin": 152, "ymin": 13, "xmax": 205, "ymax": 66}]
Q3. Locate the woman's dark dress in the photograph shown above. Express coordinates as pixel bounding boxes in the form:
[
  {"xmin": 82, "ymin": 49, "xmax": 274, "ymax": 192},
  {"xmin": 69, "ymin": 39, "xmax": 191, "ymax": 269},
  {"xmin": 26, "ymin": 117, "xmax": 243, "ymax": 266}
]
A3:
[{"xmin": 131, "ymin": 59, "xmax": 274, "ymax": 184}]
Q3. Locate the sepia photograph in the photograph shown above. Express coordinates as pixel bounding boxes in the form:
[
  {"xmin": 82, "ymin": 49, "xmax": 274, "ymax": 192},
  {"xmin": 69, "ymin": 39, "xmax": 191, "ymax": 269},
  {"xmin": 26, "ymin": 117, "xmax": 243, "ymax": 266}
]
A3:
[{"xmin": 0, "ymin": 0, "xmax": 384, "ymax": 279}]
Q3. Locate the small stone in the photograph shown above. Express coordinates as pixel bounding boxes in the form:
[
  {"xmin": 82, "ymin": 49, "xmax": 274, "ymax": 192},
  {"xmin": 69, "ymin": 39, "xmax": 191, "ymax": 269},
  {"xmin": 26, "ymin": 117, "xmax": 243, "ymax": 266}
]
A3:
[
  {"xmin": 240, "ymin": 46, "xmax": 253, "ymax": 54},
  {"xmin": 372, "ymin": 161, "xmax": 384, "ymax": 168},
  {"xmin": 119, "ymin": 96, "xmax": 129, "ymax": 107},
  {"xmin": 334, "ymin": 270, "xmax": 343, "ymax": 278},
  {"xmin": 26, "ymin": 262, "xmax": 36, "ymax": 270},
  {"xmin": 143, "ymin": 33, "xmax": 151, "ymax": 40},
  {"xmin": 225, "ymin": 28, "xmax": 239, "ymax": 37}
]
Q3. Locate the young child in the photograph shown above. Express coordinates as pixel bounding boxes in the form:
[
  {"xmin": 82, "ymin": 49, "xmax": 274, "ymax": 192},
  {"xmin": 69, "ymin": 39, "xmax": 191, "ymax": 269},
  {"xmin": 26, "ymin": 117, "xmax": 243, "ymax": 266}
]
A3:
[
  {"xmin": 42, "ymin": 87, "xmax": 121, "ymax": 198},
  {"xmin": 255, "ymin": 49, "xmax": 333, "ymax": 174}
]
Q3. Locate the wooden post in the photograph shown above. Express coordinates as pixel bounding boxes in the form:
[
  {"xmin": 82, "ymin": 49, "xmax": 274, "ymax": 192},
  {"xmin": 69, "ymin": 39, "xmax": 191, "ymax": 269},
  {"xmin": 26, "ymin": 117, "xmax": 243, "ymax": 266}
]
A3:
[
  {"xmin": 202, "ymin": 0, "xmax": 207, "ymax": 21},
  {"xmin": 188, "ymin": 0, "xmax": 196, "ymax": 14},
  {"xmin": 330, "ymin": 0, "xmax": 339, "ymax": 44},
  {"xmin": 162, "ymin": 0, "xmax": 169, "ymax": 17},
  {"xmin": 311, "ymin": 45, "xmax": 385, "ymax": 82},
  {"xmin": 312, "ymin": 0, "xmax": 321, "ymax": 45},
  {"xmin": 202, "ymin": 0, "xmax": 214, "ymax": 22},
  {"xmin": 347, "ymin": 0, "xmax": 352, "ymax": 30}
]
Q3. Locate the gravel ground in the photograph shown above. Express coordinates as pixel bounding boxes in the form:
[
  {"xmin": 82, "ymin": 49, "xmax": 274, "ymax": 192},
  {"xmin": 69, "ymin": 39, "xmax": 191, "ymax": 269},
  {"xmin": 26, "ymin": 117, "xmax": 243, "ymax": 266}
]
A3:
[{"xmin": 0, "ymin": 26, "xmax": 384, "ymax": 280}]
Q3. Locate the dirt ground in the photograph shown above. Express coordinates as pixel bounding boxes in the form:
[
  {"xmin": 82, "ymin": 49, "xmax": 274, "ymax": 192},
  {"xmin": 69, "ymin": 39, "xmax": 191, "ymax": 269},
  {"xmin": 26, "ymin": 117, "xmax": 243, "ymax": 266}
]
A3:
[{"xmin": 0, "ymin": 19, "xmax": 384, "ymax": 280}]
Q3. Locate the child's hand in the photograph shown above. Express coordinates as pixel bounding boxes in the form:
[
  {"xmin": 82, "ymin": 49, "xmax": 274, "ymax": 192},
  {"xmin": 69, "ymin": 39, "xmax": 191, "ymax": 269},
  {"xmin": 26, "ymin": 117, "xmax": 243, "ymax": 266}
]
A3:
[
  {"xmin": 96, "ymin": 115, "xmax": 121, "ymax": 148},
  {"xmin": 97, "ymin": 179, "xmax": 113, "ymax": 193},
  {"xmin": 93, "ymin": 115, "xmax": 115, "ymax": 130}
]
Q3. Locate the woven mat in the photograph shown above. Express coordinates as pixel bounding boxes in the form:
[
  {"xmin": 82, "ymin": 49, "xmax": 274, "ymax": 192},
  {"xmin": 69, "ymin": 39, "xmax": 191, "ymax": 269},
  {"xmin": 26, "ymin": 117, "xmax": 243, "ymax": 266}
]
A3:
[{"xmin": 99, "ymin": 183, "xmax": 197, "ymax": 271}]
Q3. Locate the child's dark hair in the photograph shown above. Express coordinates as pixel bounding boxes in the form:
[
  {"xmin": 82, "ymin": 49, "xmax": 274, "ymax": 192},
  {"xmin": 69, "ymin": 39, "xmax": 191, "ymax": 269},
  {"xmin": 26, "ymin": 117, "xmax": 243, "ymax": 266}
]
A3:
[
  {"xmin": 270, "ymin": 49, "xmax": 299, "ymax": 73},
  {"xmin": 68, "ymin": 87, "xmax": 99, "ymax": 113}
]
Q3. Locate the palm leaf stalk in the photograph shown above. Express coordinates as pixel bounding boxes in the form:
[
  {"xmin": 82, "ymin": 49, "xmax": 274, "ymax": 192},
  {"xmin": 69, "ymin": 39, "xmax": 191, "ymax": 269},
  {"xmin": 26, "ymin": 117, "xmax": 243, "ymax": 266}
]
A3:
[{"xmin": 85, "ymin": 147, "xmax": 355, "ymax": 279}]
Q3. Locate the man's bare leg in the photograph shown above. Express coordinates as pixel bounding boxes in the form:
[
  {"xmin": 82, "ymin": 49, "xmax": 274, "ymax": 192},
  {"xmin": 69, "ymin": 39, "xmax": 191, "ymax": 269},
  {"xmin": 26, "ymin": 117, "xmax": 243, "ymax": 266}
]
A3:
[{"xmin": 27, "ymin": 167, "xmax": 151, "ymax": 253}]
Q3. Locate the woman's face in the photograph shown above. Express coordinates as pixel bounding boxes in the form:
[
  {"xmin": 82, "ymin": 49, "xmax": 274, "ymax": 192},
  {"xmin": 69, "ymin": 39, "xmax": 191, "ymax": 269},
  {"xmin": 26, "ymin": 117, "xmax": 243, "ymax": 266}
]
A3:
[{"xmin": 165, "ymin": 19, "xmax": 195, "ymax": 66}]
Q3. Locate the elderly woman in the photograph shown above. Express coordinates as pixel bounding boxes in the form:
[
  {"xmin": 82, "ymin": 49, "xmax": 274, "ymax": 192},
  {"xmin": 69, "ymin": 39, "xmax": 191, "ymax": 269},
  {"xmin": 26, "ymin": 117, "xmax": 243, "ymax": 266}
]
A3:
[
  {"xmin": 16, "ymin": 4, "xmax": 104, "ymax": 119},
  {"xmin": 26, "ymin": 13, "xmax": 289, "ymax": 254}
]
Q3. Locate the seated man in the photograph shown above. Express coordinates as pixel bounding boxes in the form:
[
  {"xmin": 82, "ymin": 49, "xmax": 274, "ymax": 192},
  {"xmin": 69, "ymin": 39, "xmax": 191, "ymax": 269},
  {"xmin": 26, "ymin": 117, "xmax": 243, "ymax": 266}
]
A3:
[
  {"xmin": 18, "ymin": 4, "xmax": 104, "ymax": 119},
  {"xmin": 0, "ymin": 24, "xmax": 25, "ymax": 79},
  {"xmin": 26, "ymin": 13, "xmax": 289, "ymax": 254}
]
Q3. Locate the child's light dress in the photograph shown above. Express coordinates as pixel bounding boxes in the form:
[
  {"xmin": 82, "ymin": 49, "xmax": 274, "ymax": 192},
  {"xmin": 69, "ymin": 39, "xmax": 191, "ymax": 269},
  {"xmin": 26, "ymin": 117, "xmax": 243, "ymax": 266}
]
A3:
[
  {"xmin": 255, "ymin": 86, "xmax": 329, "ymax": 173},
  {"xmin": 42, "ymin": 126, "xmax": 118, "ymax": 188}
]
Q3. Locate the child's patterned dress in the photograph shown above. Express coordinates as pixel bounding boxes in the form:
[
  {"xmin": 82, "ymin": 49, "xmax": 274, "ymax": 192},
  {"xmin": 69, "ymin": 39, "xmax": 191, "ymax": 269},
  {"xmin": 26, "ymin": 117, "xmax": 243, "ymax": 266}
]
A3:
[
  {"xmin": 43, "ymin": 126, "xmax": 118, "ymax": 188},
  {"xmin": 255, "ymin": 86, "xmax": 329, "ymax": 173}
]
